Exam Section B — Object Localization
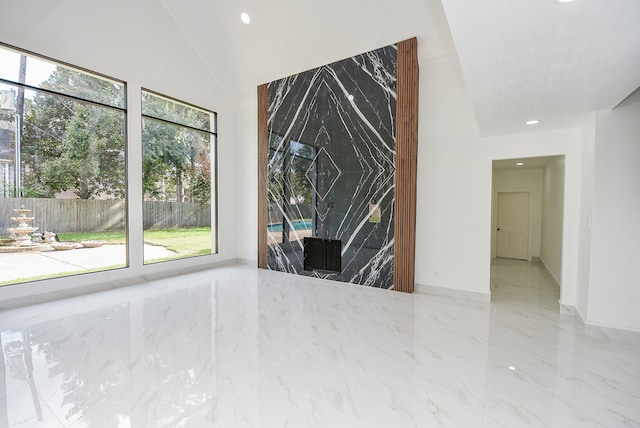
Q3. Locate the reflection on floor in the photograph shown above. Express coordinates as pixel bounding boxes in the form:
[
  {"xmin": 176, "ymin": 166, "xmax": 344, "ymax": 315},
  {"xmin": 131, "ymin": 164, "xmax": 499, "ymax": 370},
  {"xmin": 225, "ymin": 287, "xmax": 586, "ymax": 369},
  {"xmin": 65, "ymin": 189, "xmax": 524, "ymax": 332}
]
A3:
[
  {"xmin": 0, "ymin": 260, "xmax": 638, "ymax": 427},
  {"xmin": 491, "ymin": 257, "xmax": 561, "ymax": 307}
]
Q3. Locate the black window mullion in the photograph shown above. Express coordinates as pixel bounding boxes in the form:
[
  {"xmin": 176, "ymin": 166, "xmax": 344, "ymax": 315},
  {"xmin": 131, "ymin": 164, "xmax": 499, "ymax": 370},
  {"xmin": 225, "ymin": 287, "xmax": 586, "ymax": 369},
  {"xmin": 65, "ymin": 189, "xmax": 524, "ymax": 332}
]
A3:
[
  {"xmin": 141, "ymin": 114, "xmax": 217, "ymax": 137},
  {"xmin": 0, "ymin": 77, "xmax": 126, "ymax": 112}
]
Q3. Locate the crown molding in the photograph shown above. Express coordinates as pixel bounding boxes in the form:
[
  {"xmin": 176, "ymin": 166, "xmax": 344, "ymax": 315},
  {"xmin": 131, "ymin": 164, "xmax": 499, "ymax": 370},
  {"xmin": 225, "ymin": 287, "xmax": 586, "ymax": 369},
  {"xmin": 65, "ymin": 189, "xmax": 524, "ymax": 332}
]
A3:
[{"xmin": 418, "ymin": 36, "xmax": 458, "ymax": 65}]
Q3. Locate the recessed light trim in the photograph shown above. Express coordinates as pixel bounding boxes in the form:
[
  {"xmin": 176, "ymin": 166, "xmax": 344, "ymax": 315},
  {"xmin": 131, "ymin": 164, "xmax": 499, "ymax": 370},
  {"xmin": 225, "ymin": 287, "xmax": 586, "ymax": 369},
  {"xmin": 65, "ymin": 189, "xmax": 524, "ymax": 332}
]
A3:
[
  {"xmin": 240, "ymin": 12, "xmax": 251, "ymax": 24},
  {"xmin": 526, "ymin": 120, "xmax": 540, "ymax": 125}
]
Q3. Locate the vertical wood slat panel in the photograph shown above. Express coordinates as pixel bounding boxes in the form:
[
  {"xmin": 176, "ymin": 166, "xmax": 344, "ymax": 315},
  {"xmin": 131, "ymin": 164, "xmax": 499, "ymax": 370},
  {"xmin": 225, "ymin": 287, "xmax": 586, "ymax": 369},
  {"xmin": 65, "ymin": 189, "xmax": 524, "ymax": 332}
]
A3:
[
  {"xmin": 394, "ymin": 38, "xmax": 419, "ymax": 293},
  {"xmin": 257, "ymin": 84, "xmax": 268, "ymax": 269}
]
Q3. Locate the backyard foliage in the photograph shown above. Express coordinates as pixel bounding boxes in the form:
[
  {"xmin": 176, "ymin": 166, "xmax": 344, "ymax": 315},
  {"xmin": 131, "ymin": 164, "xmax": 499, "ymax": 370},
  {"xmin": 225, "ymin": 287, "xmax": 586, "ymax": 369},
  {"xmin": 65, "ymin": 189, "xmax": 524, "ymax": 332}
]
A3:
[
  {"xmin": 21, "ymin": 67, "xmax": 125, "ymax": 199},
  {"xmin": 142, "ymin": 92, "xmax": 212, "ymax": 204},
  {"xmin": 18, "ymin": 64, "xmax": 212, "ymax": 204}
]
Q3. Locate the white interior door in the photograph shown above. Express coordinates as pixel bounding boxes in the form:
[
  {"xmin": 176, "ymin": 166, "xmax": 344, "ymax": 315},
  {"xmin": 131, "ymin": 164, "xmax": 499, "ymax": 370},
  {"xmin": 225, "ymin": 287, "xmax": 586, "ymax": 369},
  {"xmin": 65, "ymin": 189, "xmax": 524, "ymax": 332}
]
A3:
[{"xmin": 496, "ymin": 192, "xmax": 529, "ymax": 260}]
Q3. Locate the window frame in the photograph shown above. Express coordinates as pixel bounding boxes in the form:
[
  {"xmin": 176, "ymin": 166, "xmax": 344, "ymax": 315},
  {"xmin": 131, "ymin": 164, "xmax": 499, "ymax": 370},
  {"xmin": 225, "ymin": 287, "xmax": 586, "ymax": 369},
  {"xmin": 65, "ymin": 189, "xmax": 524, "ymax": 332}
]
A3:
[
  {"xmin": 0, "ymin": 42, "xmax": 130, "ymax": 284},
  {"xmin": 140, "ymin": 88, "xmax": 219, "ymax": 260}
]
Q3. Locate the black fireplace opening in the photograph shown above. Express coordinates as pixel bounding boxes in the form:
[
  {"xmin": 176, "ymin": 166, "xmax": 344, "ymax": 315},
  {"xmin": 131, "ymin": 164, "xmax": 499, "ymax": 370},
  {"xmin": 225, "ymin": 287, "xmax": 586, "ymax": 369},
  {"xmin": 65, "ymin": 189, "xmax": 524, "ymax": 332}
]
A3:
[{"xmin": 303, "ymin": 237, "xmax": 342, "ymax": 272}]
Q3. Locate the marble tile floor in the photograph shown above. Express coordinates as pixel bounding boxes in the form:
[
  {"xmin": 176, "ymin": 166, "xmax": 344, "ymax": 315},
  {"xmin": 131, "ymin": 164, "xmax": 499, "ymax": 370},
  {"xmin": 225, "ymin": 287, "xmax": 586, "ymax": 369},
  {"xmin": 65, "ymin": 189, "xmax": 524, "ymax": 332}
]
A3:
[{"xmin": 0, "ymin": 260, "xmax": 638, "ymax": 427}]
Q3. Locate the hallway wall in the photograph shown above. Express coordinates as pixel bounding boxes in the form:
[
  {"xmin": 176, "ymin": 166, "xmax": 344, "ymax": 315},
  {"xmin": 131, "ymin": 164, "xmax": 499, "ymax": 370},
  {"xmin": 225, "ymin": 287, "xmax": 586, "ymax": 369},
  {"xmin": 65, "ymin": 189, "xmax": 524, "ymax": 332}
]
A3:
[
  {"xmin": 541, "ymin": 157, "xmax": 565, "ymax": 285},
  {"xmin": 588, "ymin": 89, "xmax": 640, "ymax": 331}
]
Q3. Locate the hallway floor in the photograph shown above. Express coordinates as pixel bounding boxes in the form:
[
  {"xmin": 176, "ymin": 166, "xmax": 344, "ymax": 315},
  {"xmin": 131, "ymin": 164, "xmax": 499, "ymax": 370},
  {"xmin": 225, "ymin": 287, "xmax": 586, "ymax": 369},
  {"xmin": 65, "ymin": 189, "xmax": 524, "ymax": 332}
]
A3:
[{"xmin": 0, "ymin": 261, "xmax": 638, "ymax": 427}]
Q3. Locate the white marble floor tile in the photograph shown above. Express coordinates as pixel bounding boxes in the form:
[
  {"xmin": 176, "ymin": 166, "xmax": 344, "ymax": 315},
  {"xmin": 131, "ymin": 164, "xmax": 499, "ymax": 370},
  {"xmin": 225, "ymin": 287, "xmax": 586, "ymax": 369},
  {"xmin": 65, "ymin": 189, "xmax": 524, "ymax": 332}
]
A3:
[{"xmin": 0, "ymin": 259, "xmax": 639, "ymax": 427}]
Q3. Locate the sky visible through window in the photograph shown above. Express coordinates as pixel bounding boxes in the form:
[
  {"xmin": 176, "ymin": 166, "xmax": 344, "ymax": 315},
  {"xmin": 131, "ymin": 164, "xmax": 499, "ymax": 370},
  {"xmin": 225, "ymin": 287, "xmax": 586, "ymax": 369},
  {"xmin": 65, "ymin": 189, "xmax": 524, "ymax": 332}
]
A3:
[{"xmin": 0, "ymin": 49, "xmax": 55, "ymax": 99}]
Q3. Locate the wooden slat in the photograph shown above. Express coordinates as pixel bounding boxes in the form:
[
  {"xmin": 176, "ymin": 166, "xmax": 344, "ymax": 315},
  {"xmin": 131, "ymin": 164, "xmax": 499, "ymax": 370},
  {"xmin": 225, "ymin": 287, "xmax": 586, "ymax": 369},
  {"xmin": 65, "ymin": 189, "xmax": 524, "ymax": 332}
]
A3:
[
  {"xmin": 257, "ymin": 84, "xmax": 268, "ymax": 269},
  {"xmin": 394, "ymin": 38, "xmax": 419, "ymax": 293}
]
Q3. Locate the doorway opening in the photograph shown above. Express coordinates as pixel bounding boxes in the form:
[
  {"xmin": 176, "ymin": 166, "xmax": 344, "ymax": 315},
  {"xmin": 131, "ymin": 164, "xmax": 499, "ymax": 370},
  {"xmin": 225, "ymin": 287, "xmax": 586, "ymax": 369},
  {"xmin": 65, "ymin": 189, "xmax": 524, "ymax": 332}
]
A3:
[{"xmin": 490, "ymin": 155, "xmax": 566, "ymax": 305}]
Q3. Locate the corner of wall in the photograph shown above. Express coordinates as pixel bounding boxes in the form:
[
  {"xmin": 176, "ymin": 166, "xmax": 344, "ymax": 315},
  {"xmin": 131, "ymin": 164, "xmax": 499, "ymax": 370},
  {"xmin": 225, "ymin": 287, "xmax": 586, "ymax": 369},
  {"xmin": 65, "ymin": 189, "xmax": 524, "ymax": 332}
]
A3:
[
  {"xmin": 587, "ymin": 92, "xmax": 640, "ymax": 331},
  {"xmin": 574, "ymin": 116, "xmax": 595, "ymax": 317},
  {"xmin": 234, "ymin": 100, "xmax": 259, "ymax": 262}
]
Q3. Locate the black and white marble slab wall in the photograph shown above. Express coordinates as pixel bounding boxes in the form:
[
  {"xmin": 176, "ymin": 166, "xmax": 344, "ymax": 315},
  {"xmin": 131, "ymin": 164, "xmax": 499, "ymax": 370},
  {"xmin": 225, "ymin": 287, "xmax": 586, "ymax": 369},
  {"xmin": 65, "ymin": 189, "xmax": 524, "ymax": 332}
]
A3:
[{"xmin": 266, "ymin": 44, "xmax": 397, "ymax": 288}]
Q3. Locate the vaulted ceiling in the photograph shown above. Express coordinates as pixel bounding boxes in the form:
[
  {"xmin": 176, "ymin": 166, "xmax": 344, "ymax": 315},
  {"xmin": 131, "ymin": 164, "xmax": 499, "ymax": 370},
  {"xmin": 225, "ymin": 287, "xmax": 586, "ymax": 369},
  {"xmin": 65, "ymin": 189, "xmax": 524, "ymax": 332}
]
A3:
[
  {"xmin": 3, "ymin": 0, "xmax": 639, "ymax": 137},
  {"xmin": 156, "ymin": 0, "xmax": 453, "ymax": 102}
]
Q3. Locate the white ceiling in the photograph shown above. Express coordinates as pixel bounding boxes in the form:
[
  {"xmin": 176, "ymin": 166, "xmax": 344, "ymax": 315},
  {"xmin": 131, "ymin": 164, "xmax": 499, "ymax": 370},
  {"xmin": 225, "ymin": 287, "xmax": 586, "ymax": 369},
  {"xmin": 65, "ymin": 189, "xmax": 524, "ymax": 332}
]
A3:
[
  {"xmin": 161, "ymin": 0, "xmax": 640, "ymax": 136},
  {"xmin": 2, "ymin": 0, "xmax": 639, "ymax": 137},
  {"xmin": 441, "ymin": 0, "xmax": 640, "ymax": 136},
  {"xmin": 157, "ymin": 0, "xmax": 452, "ymax": 102}
]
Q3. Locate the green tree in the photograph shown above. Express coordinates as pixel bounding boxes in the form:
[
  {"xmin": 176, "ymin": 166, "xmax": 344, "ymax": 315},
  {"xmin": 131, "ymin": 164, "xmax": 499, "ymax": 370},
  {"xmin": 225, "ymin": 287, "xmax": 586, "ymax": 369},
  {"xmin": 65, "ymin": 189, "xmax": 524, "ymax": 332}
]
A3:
[
  {"xmin": 142, "ymin": 118, "xmax": 190, "ymax": 201},
  {"xmin": 142, "ymin": 93, "xmax": 212, "ymax": 204},
  {"xmin": 43, "ymin": 105, "xmax": 125, "ymax": 199},
  {"xmin": 21, "ymin": 66, "xmax": 125, "ymax": 199},
  {"xmin": 21, "ymin": 93, "xmax": 72, "ymax": 197}
]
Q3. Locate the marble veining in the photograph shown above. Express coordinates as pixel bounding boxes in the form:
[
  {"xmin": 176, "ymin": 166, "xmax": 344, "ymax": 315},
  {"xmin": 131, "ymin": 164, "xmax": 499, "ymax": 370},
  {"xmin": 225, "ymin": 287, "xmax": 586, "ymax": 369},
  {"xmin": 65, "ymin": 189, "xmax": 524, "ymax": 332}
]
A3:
[
  {"xmin": 0, "ymin": 259, "xmax": 639, "ymax": 427},
  {"xmin": 266, "ymin": 44, "xmax": 397, "ymax": 288}
]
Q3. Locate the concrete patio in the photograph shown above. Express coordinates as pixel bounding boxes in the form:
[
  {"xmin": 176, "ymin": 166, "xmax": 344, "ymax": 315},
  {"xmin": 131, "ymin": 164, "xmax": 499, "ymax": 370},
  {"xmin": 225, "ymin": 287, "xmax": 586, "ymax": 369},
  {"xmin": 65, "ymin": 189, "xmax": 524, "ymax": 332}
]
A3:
[{"xmin": 0, "ymin": 244, "xmax": 174, "ymax": 283}]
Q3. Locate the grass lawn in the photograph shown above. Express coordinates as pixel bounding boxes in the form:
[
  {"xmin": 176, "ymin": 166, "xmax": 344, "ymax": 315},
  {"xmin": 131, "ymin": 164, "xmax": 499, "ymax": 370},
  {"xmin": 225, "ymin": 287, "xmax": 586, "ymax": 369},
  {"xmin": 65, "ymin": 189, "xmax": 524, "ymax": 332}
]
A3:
[
  {"xmin": 143, "ymin": 227, "xmax": 212, "ymax": 262},
  {"xmin": 57, "ymin": 227, "xmax": 212, "ymax": 260},
  {"xmin": 57, "ymin": 230, "xmax": 126, "ymax": 244}
]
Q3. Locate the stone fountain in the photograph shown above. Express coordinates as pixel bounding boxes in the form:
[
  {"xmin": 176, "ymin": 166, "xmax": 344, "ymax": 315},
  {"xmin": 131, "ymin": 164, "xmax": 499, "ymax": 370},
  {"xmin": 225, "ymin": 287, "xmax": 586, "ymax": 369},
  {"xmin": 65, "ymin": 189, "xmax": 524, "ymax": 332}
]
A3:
[{"xmin": 7, "ymin": 206, "xmax": 39, "ymax": 247}]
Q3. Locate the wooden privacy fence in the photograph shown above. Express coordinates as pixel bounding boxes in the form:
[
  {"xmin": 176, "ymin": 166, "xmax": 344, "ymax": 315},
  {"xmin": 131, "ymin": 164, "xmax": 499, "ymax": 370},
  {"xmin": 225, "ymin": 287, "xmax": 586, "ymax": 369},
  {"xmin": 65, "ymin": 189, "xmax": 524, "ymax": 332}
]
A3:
[
  {"xmin": 0, "ymin": 198, "xmax": 210, "ymax": 234},
  {"xmin": 143, "ymin": 200, "xmax": 211, "ymax": 230}
]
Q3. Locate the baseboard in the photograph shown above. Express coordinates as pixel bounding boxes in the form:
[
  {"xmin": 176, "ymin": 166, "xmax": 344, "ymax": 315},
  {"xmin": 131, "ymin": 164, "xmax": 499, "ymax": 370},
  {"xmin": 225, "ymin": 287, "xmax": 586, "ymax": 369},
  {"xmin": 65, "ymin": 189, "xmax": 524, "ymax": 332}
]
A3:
[
  {"xmin": 235, "ymin": 258, "xmax": 257, "ymax": 266},
  {"xmin": 566, "ymin": 304, "xmax": 640, "ymax": 345},
  {"xmin": 414, "ymin": 283, "xmax": 491, "ymax": 303},
  {"xmin": 584, "ymin": 324, "xmax": 640, "ymax": 345},
  {"xmin": 539, "ymin": 256, "xmax": 561, "ymax": 288},
  {"xmin": 560, "ymin": 304, "xmax": 576, "ymax": 316}
]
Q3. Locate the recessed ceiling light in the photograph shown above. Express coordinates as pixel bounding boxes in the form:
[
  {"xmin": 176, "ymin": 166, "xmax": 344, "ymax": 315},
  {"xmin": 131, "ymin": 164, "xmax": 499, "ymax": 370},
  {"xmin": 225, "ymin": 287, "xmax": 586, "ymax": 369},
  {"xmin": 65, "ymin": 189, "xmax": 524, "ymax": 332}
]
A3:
[
  {"xmin": 508, "ymin": 365, "xmax": 517, "ymax": 371},
  {"xmin": 348, "ymin": 94, "xmax": 354, "ymax": 101},
  {"xmin": 516, "ymin": 162, "xmax": 524, "ymax": 166},
  {"xmin": 240, "ymin": 12, "xmax": 251, "ymax": 24},
  {"xmin": 526, "ymin": 120, "xmax": 540, "ymax": 125},
  {"xmin": 557, "ymin": 0, "xmax": 575, "ymax": 3}
]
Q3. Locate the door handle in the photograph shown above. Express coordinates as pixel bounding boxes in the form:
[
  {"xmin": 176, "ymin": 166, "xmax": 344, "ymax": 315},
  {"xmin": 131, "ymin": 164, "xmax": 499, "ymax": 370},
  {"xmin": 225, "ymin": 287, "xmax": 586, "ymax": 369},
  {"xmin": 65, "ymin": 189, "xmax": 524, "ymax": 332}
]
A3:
[{"xmin": 497, "ymin": 228, "xmax": 501, "ymax": 231}]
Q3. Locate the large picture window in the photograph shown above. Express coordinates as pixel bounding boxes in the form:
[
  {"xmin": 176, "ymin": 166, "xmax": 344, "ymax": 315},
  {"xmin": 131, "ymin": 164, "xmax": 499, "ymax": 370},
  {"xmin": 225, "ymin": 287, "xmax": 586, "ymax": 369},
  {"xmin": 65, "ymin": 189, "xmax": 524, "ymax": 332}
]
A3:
[
  {"xmin": 141, "ymin": 90, "xmax": 216, "ymax": 263},
  {"xmin": 0, "ymin": 44, "xmax": 127, "ymax": 286}
]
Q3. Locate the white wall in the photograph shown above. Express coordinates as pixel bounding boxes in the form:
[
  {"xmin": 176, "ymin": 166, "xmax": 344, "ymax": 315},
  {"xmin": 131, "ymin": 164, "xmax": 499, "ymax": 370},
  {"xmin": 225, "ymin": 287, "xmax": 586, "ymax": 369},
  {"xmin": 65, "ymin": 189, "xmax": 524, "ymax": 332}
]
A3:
[
  {"xmin": 236, "ymin": 101, "xmax": 259, "ymax": 262},
  {"xmin": 588, "ymin": 90, "xmax": 640, "ymax": 332},
  {"xmin": 411, "ymin": 54, "xmax": 583, "ymax": 303},
  {"xmin": 576, "ymin": 116, "xmax": 595, "ymax": 319},
  {"xmin": 491, "ymin": 168, "xmax": 544, "ymax": 260},
  {"xmin": 540, "ymin": 157, "xmax": 565, "ymax": 285},
  {"xmin": 414, "ymin": 56, "xmax": 489, "ymax": 294}
]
